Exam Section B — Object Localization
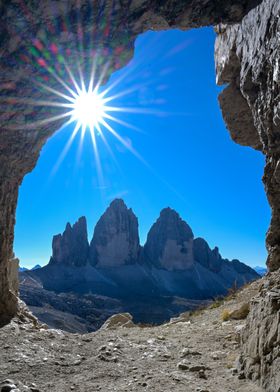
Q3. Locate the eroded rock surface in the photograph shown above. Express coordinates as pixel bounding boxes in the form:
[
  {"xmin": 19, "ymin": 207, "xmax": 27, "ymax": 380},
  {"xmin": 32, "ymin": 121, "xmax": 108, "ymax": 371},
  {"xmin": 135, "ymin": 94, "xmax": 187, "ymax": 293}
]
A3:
[
  {"xmin": 215, "ymin": 3, "xmax": 280, "ymax": 387},
  {"xmin": 21, "ymin": 200, "xmax": 258, "ymax": 306},
  {"xmin": 215, "ymin": 0, "xmax": 280, "ymax": 272},
  {"xmin": 238, "ymin": 271, "xmax": 280, "ymax": 392},
  {"xmin": 0, "ymin": 1, "xmax": 279, "ymax": 390}
]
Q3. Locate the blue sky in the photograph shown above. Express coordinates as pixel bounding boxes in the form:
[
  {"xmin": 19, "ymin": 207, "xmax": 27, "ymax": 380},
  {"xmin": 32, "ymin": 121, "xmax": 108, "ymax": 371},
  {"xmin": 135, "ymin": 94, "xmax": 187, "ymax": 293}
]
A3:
[{"xmin": 14, "ymin": 27, "xmax": 270, "ymax": 269}]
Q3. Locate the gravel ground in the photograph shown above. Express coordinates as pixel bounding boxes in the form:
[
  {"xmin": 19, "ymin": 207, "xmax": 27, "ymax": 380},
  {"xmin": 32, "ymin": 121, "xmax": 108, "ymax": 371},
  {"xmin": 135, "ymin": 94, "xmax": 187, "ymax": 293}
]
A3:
[{"xmin": 0, "ymin": 280, "xmax": 264, "ymax": 392}]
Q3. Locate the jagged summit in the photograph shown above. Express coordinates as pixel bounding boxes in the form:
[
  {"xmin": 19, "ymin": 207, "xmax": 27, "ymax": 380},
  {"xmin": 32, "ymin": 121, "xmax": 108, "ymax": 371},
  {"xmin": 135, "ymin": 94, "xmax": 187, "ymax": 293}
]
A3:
[
  {"xmin": 193, "ymin": 237, "xmax": 222, "ymax": 273},
  {"xmin": 49, "ymin": 216, "xmax": 89, "ymax": 267},
  {"xmin": 44, "ymin": 199, "xmax": 259, "ymax": 297},
  {"xmin": 21, "ymin": 199, "xmax": 260, "ymax": 330},
  {"xmin": 109, "ymin": 198, "xmax": 127, "ymax": 208},
  {"xmin": 89, "ymin": 199, "xmax": 140, "ymax": 268},
  {"xmin": 144, "ymin": 207, "xmax": 194, "ymax": 270}
]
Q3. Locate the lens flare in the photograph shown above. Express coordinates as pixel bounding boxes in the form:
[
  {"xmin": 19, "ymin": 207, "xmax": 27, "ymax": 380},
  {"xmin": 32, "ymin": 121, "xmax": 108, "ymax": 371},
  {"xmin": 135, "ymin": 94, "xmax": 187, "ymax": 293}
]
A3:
[{"xmin": 70, "ymin": 89, "xmax": 106, "ymax": 129}]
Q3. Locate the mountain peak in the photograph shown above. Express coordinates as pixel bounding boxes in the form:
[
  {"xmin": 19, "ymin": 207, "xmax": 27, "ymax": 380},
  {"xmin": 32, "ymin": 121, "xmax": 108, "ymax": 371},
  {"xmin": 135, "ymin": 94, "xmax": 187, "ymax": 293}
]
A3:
[
  {"xmin": 89, "ymin": 200, "xmax": 140, "ymax": 268},
  {"xmin": 160, "ymin": 206, "xmax": 178, "ymax": 215},
  {"xmin": 50, "ymin": 216, "xmax": 89, "ymax": 267},
  {"xmin": 144, "ymin": 208, "xmax": 194, "ymax": 270},
  {"xmin": 109, "ymin": 198, "xmax": 126, "ymax": 208}
]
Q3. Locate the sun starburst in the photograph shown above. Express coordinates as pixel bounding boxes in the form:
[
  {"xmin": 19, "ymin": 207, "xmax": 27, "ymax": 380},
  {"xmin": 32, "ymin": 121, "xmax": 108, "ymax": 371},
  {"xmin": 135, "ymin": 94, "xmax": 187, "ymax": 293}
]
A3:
[{"xmin": 70, "ymin": 88, "xmax": 107, "ymax": 130}]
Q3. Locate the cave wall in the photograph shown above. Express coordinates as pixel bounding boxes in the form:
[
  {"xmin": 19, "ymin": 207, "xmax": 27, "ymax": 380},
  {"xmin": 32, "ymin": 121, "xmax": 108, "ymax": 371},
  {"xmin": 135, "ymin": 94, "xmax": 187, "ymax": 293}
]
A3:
[
  {"xmin": 215, "ymin": 0, "xmax": 280, "ymax": 272},
  {"xmin": 215, "ymin": 1, "xmax": 280, "ymax": 389}
]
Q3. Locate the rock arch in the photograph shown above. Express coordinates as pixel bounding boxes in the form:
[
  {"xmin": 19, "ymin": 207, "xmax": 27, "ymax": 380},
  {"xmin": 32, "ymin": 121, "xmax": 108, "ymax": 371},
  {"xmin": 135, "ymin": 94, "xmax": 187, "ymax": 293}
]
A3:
[{"xmin": 0, "ymin": 0, "xmax": 279, "ymax": 388}]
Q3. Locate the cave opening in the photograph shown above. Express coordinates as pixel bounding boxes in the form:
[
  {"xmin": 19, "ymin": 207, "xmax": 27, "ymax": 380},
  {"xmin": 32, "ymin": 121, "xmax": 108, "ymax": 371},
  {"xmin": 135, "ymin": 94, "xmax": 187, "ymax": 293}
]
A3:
[{"xmin": 13, "ymin": 27, "xmax": 270, "ymax": 332}]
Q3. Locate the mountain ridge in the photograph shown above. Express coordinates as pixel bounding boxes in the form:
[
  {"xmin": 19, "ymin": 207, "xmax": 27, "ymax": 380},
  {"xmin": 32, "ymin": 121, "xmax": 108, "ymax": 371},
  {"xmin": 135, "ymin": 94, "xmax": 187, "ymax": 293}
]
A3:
[
  {"xmin": 19, "ymin": 199, "xmax": 259, "ymax": 330},
  {"xmin": 22, "ymin": 199, "xmax": 259, "ymax": 299}
]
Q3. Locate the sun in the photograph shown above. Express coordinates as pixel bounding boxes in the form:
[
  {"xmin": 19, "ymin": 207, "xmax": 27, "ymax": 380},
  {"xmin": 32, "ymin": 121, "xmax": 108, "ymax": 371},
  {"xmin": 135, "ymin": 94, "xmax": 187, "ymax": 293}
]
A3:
[{"xmin": 70, "ymin": 89, "xmax": 107, "ymax": 130}]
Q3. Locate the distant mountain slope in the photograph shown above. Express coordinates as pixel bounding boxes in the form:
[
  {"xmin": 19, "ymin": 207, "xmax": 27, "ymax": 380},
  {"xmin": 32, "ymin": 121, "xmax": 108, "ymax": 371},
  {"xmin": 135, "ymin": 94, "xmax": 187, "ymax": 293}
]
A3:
[
  {"xmin": 19, "ymin": 266, "xmax": 28, "ymax": 272},
  {"xmin": 254, "ymin": 266, "xmax": 267, "ymax": 276},
  {"xmin": 19, "ymin": 264, "xmax": 41, "ymax": 272}
]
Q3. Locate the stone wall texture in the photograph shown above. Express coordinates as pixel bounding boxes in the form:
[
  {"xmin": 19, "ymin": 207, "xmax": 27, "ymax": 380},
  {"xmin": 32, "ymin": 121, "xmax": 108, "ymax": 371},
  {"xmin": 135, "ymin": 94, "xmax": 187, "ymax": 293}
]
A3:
[
  {"xmin": 215, "ymin": 1, "xmax": 280, "ymax": 389},
  {"xmin": 215, "ymin": 0, "xmax": 280, "ymax": 272}
]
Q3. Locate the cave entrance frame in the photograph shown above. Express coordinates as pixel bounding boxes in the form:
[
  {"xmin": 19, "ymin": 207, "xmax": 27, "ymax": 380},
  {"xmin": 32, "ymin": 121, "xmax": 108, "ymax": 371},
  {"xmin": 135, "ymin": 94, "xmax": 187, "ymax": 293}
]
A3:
[{"xmin": 0, "ymin": 0, "xmax": 278, "ymax": 325}]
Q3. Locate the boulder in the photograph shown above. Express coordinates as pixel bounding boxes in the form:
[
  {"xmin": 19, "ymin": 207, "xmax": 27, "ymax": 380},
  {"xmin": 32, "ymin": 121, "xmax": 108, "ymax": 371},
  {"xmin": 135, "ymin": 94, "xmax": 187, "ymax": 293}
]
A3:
[{"xmin": 101, "ymin": 313, "xmax": 134, "ymax": 329}]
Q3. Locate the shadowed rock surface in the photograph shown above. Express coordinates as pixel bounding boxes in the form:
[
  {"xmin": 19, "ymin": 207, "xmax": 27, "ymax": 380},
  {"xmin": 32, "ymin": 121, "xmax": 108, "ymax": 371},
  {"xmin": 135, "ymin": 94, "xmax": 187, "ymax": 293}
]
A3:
[
  {"xmin": 50, "ymin": 216, "xmax": 89, "ymax": 267},
  {"xmin": 215, "ymin": 0, "xmax": 280, "ymax": 272},
  {"xmin": 143, "ymin": 208, "xmax": 194, "ymax": 271},
  {"xmin": 89, "ymin": 199, "xmax": 140, "ymax": 268},
  {"xmin": 215, "ymin": 1, "xmax": 280, "ymax": 388}
]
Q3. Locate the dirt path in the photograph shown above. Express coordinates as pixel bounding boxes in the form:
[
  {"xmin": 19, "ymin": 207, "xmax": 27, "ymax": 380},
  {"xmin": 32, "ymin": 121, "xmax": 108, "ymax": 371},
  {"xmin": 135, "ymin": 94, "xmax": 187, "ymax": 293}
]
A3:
[{"xmin": 0, "ymin": 281, "xmax": 263, "ymax": 392}]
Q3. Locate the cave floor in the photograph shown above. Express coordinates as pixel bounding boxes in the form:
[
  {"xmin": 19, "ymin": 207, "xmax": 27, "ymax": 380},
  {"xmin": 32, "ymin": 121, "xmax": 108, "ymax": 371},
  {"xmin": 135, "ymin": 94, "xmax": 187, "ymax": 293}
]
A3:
[{"xmin": 0, "ymin": 280, "xmax": 263, "ymax": 392}]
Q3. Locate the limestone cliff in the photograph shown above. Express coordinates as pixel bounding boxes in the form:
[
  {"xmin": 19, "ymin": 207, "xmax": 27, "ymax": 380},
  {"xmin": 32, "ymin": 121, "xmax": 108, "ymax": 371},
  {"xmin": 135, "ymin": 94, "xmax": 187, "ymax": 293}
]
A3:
[
  {"xmin": 49, "ymin": 216, "xmax": 89, "ymax": 267},
  {"xmin": 143, "ymin": 208, "xmax": 194, "ymax": 270},
  {"xmin": 40, "ymin": 200, "xmax": 259, "ymax": 299},
  {"xmin": 193, "ymin": 238, "xmax": 223, "ymax": 272},
  {"xmin": 89, "ymin": 199, "xmax": 140, "ymax": 268},
  {"xmin": 0, "ymin": 0, "xmax": 279, "ymax": 390}
]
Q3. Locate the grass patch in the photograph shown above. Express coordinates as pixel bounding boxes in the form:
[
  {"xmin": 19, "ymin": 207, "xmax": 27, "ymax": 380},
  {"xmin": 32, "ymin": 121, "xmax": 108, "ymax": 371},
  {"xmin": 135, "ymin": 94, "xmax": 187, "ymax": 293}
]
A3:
[
  {"xmin": 221, "ymin": 303, "xmax": 250, "ymax": 322},
  {"xmin": 229, "ymin": 303, "xmax": 250, "ymax": 320},
  {"xmin": 221, "ymin": 309, "xmax": 231, "ymax": 321}
]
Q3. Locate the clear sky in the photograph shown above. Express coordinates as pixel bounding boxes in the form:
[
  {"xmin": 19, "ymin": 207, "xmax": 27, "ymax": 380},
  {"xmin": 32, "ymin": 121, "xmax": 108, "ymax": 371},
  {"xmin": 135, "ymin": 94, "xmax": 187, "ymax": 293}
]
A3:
[{"xmin": 14, "ymin": 27, "xmax": 270, "ymax": 269}]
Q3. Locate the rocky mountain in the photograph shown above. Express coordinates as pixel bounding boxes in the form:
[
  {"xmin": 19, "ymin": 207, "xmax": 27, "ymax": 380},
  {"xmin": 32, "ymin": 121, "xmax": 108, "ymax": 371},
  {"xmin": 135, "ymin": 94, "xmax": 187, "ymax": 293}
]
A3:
[
  {"xmin": 31, "ymin": 264, "xmax": 41, "ymax": 270},
  {"xmin": 89, "ymin": 199, "xmax": 140, "ymax": 268},
  {"xmin": 20, "ymin": 199, "xmax": 259, "ymax": 329},
  {"xmin": 143, "ymin": 207, "xmax": 194, "ymax": 270},
  {"xmin": 18, "ymin": 266, "xmax": 28, "ymax": 272},
  {"xmin": 19, "ymin": 265, "xmax": 41, "ymax": 272},
  {"xmin": 49, "ymin": 216, "xmax": 89, "ymax": 267}
]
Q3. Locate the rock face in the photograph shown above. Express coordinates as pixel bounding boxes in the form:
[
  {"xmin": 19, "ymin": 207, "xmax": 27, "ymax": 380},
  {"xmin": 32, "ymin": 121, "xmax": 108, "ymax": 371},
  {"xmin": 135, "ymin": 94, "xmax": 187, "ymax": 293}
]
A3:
[
  {"xmin": 49, "ymin": 217, "xmax": 89, "ymax": 267},
  {"xmin": 89, "ymin": 199, "xmax": 140, "ymax": 268},
  {"xmin": 214, "ymin": 2, "xmax": 280, "ymax": 388},
  {"xmin": 47, "ymin": 201, "xmax": 258, "ymax": 283},
  {"xmin": 215, "ymin": 0, "xmax": 280, "ymax": 272},
  {"xmin": 193, "ymin": 238, "xmax": 223, "ymax": 272},
  {"xmin": 144, "ymin": 208, "xmax": 194, "ymax": 270},
  {"xmin": 238, "ymin": 271, "xmax": 280, "ymax": 392}
]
